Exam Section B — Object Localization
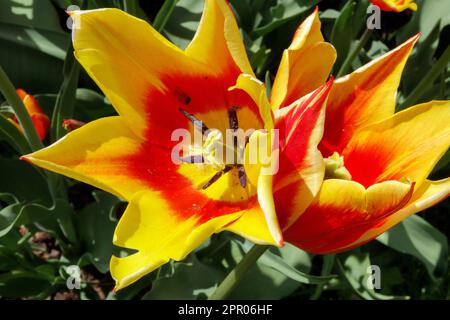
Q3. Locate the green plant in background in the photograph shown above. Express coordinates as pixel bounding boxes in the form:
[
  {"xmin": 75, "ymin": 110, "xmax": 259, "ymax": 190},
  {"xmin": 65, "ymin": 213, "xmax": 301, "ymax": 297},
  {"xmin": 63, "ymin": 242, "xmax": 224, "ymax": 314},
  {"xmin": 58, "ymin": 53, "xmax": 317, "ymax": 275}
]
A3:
[{"xmin": 0, "ymin": 0, "xmax": 449, "ymax": 300}]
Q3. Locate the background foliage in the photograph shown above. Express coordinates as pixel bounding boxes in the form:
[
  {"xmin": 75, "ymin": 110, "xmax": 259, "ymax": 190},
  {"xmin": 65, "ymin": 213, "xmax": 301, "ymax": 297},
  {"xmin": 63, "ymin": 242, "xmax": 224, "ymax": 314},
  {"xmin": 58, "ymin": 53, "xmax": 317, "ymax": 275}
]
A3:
[{"xmin": 0, "ymin": 0, "xmax": 449, "ymax": 300}]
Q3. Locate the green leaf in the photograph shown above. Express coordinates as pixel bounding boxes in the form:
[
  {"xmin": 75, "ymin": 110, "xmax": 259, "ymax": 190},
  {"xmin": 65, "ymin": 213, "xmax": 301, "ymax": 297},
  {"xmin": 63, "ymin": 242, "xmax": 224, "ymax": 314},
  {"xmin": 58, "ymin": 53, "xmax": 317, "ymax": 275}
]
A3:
[
  {"xmin": 0, "ymin": 203, "xmax": 23, "ymax": 237},
  {"xmin": 153, "ymin": 0, "xmax": 179, "ymax": 32},
  {"xmin": 244, "ymin": 242, "xmax": 336, "ymax": 285},
  {"xmin": 0, "ymin": 159, "xmax": 51, "ymax": 205},
  {"xmin": 51, "ymin": 199, "xmax": 78, "ymax": 246},
  {"xmin": 143, "ymin": 256, "xmax": 221, "ymax": 300},
  {"xmin": 251, "ymin": 0, "xmax": 319, "ymax": 37},
  {"xmin": 0, "ymin": 0, "xmax": 68, "ymax": 92},
  {"xmin": 35, "ymin": 88, "xmax": 116, "ymax": 124},
  {"xmin": 337, "ymin": 253, "xmax": 407, "ymax": 300},
  {"xmin": 0, "ymin": 200, "xmax": 76, "ymax": 242},
  {"xmin": 163, "ymin": 0, "xmax": 203, "ymax": 49},
  {"xmin": 377, "ymin": 215, "xmax": 449, "ymax": 279},
  {"xmin": 331, "ymin": 0, "xmax": 356, "ymax": 74},
  {"xmin": 76, "ymin": 191, "xmax": 120, "ymax": 273},
  {"xmin": 228, "ymin": 239, "xmax": 312, "ymax": 299},
  {"xmin": 0, "ymin": 114, "xmax": 30, "ymax": 154},
  {"xmin": 398, "ymin": 0, "xmax": 450, "ymax": 42},
  {"xmin": 51, "ymin": 43, "xmax": 81, "ymax": 141},
  {"xmin": 0, "ymin": 270, "xmax": 53, "ymax": 299}
]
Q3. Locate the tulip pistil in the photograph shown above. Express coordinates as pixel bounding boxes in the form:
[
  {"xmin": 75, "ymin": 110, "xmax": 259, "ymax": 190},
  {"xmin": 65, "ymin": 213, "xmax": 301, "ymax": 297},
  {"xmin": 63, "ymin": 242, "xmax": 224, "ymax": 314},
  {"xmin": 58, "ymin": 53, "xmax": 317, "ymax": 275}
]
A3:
[{"xmin": 324, "ymin": 152, "xmax": 352, "ymax": 180}]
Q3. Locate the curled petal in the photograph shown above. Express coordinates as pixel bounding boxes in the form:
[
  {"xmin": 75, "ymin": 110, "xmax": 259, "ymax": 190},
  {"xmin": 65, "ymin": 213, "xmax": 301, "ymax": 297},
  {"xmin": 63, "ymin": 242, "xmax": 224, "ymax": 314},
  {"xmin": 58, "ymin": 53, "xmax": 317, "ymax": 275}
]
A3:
[
  {"xmin": 341, "ymin": 178, "xmax": 450, "ymax": 251},
  {"xmin": 284, "ymin": 179, "xmax": 415, "ymax": 254}
]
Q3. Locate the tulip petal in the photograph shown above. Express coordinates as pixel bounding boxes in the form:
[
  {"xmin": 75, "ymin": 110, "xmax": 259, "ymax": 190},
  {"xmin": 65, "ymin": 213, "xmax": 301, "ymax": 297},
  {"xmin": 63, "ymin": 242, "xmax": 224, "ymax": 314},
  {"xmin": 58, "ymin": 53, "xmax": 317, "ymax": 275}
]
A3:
[
  {"xmin": 341, "ymin": 178, "xmax": 450, "ymax": 251},
  {"xmin": 71, "ymin": 9, "xmax": 197, "ymax": 136},
  {"xmin": 111, "ymin": 191, "xmax": 243, "ymax": 290},
  {"xmin": 284, "ymin": 179, "xmax": 415, "ymax": 254},
  {"xmin": 274, "ymin": 80, "xmax": 333, "ymax": 229},
  {"xmin": 21, "ymin": 117, "xmax": 146, "ymax": 200},
  {"xmin": 186, "ymin": 0, "xmax": 254, "ymax": 76},
  {"xmin": 320, "ymin": 35, "xmax": 419, "ymax": 157},
  {"xmin": 370, "ymin": 0, "xmax": 417, "ymax": 12},
  {"xmin": 225, "ymin": 80, "xmax": 333, "ymax": 242},
  {"xmin": 221, "ymin": 76, "xmax": 283, "ymax": 246},
  {"xmin": 344, "ymin": 100, "xmax": 450, "ymax": 188},
  {"xmin": 230, "ymin": 74, "xmax": 273, "ymax": 129},
  {"xmin": 270, "ymin": 8, "xmax": 336, "ymax": 109},
  {"xmin": 71, "ymin": 8, "xmax": 251, "ymax": 139},
  {"xmin": 30, "ymin": 113, "xmax": 50, "ymax": 141}
]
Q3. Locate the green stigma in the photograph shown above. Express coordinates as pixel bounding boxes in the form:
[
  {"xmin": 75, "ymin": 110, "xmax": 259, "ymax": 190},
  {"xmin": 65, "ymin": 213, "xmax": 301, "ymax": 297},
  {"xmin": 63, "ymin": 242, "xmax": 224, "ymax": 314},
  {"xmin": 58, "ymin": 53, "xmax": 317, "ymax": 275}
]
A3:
[{"xmin": 324, "ymin": 152, "xmax": 352, "ymax": 181}]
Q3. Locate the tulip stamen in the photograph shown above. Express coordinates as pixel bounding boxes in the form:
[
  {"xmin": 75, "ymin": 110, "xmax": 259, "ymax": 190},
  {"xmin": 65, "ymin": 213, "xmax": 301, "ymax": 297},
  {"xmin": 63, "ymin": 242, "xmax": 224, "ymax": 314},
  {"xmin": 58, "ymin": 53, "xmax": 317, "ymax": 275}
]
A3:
[
  {"xmin": 179, "ymin": 107, "xmax": 210, "ymax": 136},
  {"xmin": 202, "ymin": 165, "xmax": 234, "ymax": 190},
  {"xmin": 179, "ymin": 155, "xmax": 205, "ymax": 164},
  {"xmin": 179, "ymin": 107, "xmax": 249, "ymax": 190},
  {"xmin": 237, "ymin": 164, "xmax": 247, "ymax": 188}
]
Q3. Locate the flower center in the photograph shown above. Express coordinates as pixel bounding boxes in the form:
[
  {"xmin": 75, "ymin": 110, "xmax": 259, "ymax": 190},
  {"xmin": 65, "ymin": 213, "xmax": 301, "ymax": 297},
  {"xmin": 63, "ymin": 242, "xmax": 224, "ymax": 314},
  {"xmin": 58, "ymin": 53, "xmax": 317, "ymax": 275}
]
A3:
[
  {"xmin": 324, "ymin": 152, "xmax": 352, "ymax": 180},
  {"xmin": 178, "ymin": 107, "xmax": 249, "ymax": 190}
]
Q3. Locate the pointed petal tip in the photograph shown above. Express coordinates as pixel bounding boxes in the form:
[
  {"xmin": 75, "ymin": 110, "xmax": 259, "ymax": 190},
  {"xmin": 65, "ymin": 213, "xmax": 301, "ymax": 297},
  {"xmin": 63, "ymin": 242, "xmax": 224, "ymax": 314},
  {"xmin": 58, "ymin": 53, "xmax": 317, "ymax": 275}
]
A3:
[{"xmin": 19, "ymin": 155, "xmax": 30, "ymax": 163}]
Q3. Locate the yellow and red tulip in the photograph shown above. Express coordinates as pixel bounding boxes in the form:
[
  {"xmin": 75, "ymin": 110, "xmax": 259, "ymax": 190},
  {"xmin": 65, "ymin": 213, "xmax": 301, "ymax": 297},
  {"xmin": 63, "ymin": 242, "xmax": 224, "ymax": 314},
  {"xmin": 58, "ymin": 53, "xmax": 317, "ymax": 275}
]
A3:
[
  {"xmin": 19, "ymin": 2, "xmax": 449, "ymax": 291},
  {"xmin": 370, "ymin": 0, "xmax": 418, "ymax": 12},
  {"xmin": 20, "ymin": 1, "xmax": 332, "ymax": 290},
  {"xmin": 12, "ymin": 89, "xmax": 50, "ymax": 141},
  {"xmin": 271, "ymin": 13, "xmax": 450, "ymax": 254}
]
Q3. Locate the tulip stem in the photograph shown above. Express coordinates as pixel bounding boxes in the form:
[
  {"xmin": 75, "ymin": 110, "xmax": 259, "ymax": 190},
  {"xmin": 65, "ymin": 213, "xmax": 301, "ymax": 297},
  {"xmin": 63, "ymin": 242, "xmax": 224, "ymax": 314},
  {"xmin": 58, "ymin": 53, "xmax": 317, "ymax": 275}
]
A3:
[
  {"xmin": 337, "ymin": 28, "xmax": 373, "ymax": 78},
  {"xmin": 401, "ymin": 44, "xmax": 450, "ymax": 108},
  {"xmin": 311, "ymin": 254, "xmax": 335, "ymax": 299},
  {"xmin": 209, "ymin": 244, "xmax": 269, "ymax": 300},
  {"xmin": 0, "ymin": 65, "xmax": 43, "ymax": 152}
]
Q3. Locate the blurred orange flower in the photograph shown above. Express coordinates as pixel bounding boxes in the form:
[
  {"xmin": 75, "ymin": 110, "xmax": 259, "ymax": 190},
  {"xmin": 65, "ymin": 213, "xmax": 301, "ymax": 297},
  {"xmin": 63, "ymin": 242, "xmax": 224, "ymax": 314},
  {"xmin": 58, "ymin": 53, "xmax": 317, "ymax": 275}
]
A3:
[
  {"xmin": 12, "ymin": 89, "xmax": 49, "ymax": 141},
  {"xmin": 370, "ymin": 0, "xmax": 417, "ymax": 12}
]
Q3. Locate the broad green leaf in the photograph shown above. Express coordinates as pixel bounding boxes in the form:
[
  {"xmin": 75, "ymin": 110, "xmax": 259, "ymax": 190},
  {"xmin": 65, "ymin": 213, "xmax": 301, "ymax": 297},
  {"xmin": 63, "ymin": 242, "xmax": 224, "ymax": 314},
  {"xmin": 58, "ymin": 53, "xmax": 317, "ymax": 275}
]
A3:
[
  {"xmin": 398, "ymin": 0, "xmax": 450, "ymax": 42},
  {"xmin": 377, "ymin": 215, "xmax": 449, "ymax": 279},
  {"xmin": 143, "ymin": 256, "xmax": 221, "ymax": 300},
  {"xmin": 0, "ymin": 203, "xmax": 23, "ymax": 237},
  {"xmin": 0, "ymin": 159, "xmax": 51, "ymax": 205},
  {"xmin": 331, "ymin": 0, "xmax": 356, "ymax": 74},
  {"xmin": 0, "ymin": 270, "xmax": 53, "ymax": 299},
  {"xmin": 242, "ymin": 242, "xmax": 336, "ymax": 285},
  {"xmin": 35, "ymin": 88, "xmax": 115, "ymax": 124},
  {"xmin": 228, "ymin": 239, "xmax": 310, "ymax": 299},
  {"xmin": 0, "ymin": 0, "xmax": 68, "ymax": 92},
  {"xmin": 163, "ymin": 0, "xmax": 203, "ymax": 49},
  {"xmin": 76, "ymin": 191, "xmax": 120, "ymax": 273},
  {"xmin": 337, "ymin": 253, "xmax": 407, "ymax": 300},
  {"xmin": 251, "ymin": 0, "xmax": 319, "ymax": 37}
]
